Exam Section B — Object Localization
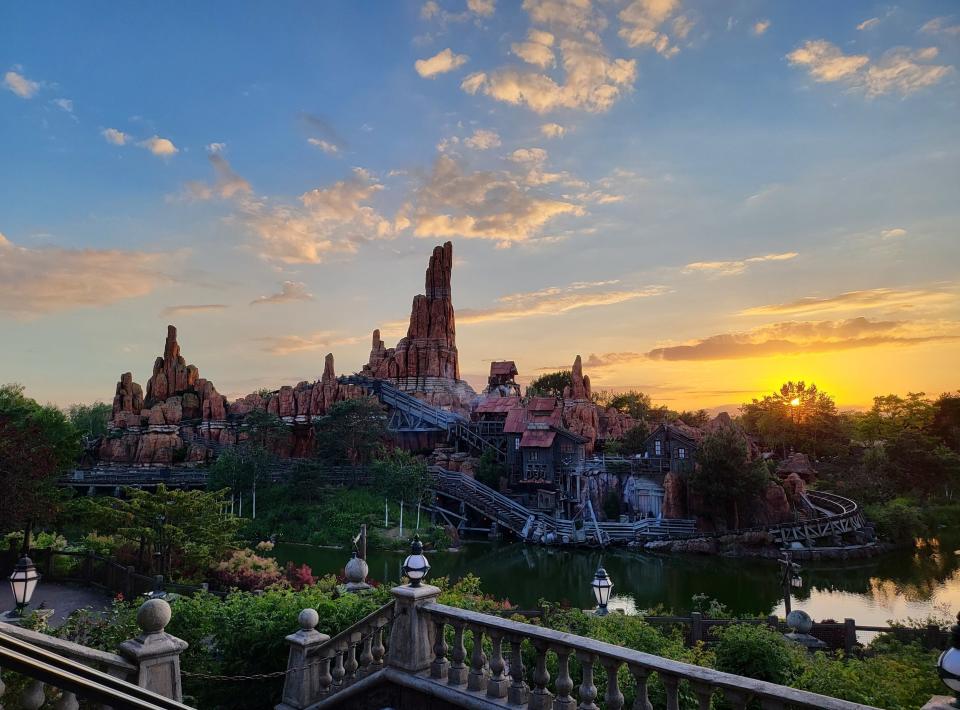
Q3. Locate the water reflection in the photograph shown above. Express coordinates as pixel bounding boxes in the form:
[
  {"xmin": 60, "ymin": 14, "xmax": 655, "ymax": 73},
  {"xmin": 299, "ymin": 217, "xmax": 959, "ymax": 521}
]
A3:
[{"xmin": 273, "ymin": 531, "xmax": 960, "ymax": 622}]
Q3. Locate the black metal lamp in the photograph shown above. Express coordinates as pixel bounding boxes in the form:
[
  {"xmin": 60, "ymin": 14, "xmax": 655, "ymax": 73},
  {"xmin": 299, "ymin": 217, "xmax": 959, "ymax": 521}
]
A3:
[
  {"xmin": 401, "ymin": 535, "xmax": 430, "ymax": 587},
  {"xmin": 9, "ymin": 555, "xmax": 40, "ymax": 616},
  {"xmin": 938, "ymin": 612, "xmax": 960, "ymax": 708},
  {"xmin": 591, "ymin": 566, "xmax": 613, "ymax": 616}
]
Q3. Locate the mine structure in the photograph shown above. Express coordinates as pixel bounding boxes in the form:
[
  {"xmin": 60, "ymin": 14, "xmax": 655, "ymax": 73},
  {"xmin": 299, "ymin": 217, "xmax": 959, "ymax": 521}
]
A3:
[{"xmin": 79, "ymin": 241, "xmax": 869, "ymax": 548}]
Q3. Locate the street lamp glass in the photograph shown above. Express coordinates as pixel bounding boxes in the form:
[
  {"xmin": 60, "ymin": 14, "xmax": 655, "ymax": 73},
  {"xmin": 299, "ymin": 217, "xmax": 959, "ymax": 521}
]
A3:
[
  {"xmin": 401, "ymin": 535, "xmax": 430, "ymax": 587},
  {"xmin": 9, "ymin": 556, "xmax": 40, "ymax": 613},
  {"xmin": 591, "ymin": 566, "xmax": 613, "ymax": 613},
  {"xmin": 939, "ymin": 613, "xmax": 960, "ymax": 701}
]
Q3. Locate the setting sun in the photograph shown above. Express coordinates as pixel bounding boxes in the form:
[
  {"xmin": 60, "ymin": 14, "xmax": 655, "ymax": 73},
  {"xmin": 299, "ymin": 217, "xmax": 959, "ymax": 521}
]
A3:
[{"xmin": 790, "ymin": 397, "xmax": 801, "ymax": 407}]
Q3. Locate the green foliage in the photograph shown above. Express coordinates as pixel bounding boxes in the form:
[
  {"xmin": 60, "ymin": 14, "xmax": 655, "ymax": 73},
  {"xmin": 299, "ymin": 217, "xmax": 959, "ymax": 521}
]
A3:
[
  {"xmin": 712, "ymin": 623, "xmax": 805, "ymax": 685},
  {"xmin": 0, "ymin": 383, "xmax": 80, "ymax": 535},
  {"xmin": 476, "ymin": 447, "xmax": 507, "ymax": 489},
  {"xmin": 602, "ymin": 490, "xmax": 621, "ymax": 520},
  {"xmin": 526, "ymin": 370, "xmax": 571, "ymax": 398},
  {"xmin": 67, "ymin": 485, "xmax": 241, "ymax": 579},
  {"xmin": 690, "ymin": 593, "xmax": 732, "ymax": 619},
  {"xmin": 313, "ymin": 397, "xmax": 387, "ymax": 463},
  {"xmin": 864, "ymin": 498, "xmax": 927, "ymax": 544},
  {"xmin": 607, "ymin": 390, "xmax": 653, "ymax": 419},
  {"xmin": 66, "ymin": 401, "xmax": 112, "ymax": 438},
  {"xmin": 741, "ymin": 380, "xmax": 843, "ymax": 458},
  {"xmin": 689, "ymin": 426, "xmax": 768, "ymax": 528},
  {"xmin": 618, "ymin": 424, "xmax": 650, "ymax": 454},
  {"xmin": 208, "ymin": 442, "xmax": 275, "ymax": 501},
  {"xmin": 371, "ymin": 448, "xmax": 430, "ymax": 504}
]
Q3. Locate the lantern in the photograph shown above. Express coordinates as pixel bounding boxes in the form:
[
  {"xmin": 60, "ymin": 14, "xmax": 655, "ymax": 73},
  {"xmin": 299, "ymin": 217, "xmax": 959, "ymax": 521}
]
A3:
[
  {"xmin": 401, "ymin": 535, "xmax": 430, "ymax": 587},
  {"xmin": 938, "ymin": 612, "xmax": 960, "ymax": 708},
  {"xmin": 591, "ymin": 566, "xmax": 613, "ymax": 616},
  {"xmin": 9, "ymin": 555, "xmax": 40, "ymax": 616}
]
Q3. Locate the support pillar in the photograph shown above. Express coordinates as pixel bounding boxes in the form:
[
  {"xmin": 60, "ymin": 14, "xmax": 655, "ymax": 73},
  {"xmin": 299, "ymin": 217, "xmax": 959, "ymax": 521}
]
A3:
[
  {"xmin": 118, "ymin": 599, "xmax": 188, "ymax": 702},
  {"xmin": 278, "ymin": 609, "xmax": 329, "ymax": 710}
]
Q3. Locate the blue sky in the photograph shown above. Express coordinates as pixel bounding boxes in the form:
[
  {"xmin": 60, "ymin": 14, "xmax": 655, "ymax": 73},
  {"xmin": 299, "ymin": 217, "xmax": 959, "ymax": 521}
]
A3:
[{"xmin": 2, "ymin": 1, "xmax": 958, "ymax": 410}]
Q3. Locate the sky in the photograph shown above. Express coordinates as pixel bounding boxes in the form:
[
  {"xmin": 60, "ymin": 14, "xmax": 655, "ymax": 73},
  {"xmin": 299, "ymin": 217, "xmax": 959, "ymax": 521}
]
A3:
[{"xmin": 1, "ymin": 1, "xmax": 958, "ymax": 412}]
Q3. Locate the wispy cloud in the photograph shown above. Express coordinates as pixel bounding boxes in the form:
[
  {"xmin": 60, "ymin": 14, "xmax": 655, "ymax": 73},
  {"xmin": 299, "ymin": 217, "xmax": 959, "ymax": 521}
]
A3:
[
  {"xmin": 181, "ymin": 151, "xmax": 252, "ymax": 201},
  {"xmin": 250, "ymin": 281, "xmax": 314, "ymax": 306},
  {"xmin": 0, "ymin": 232, "xmax": 174, "ymax": 318},
  {"xmin": 856, "ymin": 17, "xmax": 880, "ymax": 31},
  {"xmin": 3, "ymin": 70, "xmax": 40, "ymax": 98},
  {"xmin": 752, "ymin": 19, "xmax": 770, "ymax": 36},
  {"xmin": 738, "ymin": 287, "xmax": 956, "ymax": 317},
  {"xmin": 161, "ymin": 304, "xmax": 228, "ymax": 317},
  {"xmin": 787, "ymin": 40, "xmax": 952, "ymax": 97},
  {"xmin": 921, "ymin": 16, "xmax": 960, "ymax": 37},
  {"xmin": 308, "ymin": 138, "xmax": 340, "ymax": 155},
  {"xmin": 415, "ymin": 48, "xmax": 469, "ymax": 78},
  {"xmin": 102, "ymin": 128, "xmax": 130, "ymax": 145},
  {"xmin": 457, "ymin": 281, "xmax": 667, "ymax": 324},
  {"xmin": 463, "ymin": 128, "xmax": 501, "ymax": 150},
  {"xmin": 645, "ymin": 318, "xmax": 960, "ymax": 361},
  {"xmin": 540, "ymin": 123, "xmax": 566, "ymax": 138},
  {"xmin": 683, "ymin": 252, "xmax": 797, "ymax": 277},
  {"xmin": 139, "ymin": 135, "xmax": 179, "ymax": 157},
  {"xmin": 255, "ymin": 331, "xmax": 363, "ymax": 355}
]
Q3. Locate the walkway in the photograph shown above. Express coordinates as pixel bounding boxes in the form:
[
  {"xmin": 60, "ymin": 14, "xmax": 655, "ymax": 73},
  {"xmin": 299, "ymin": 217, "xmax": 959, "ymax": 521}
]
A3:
[{"xmin": 0, "ymin": 581, "xmax": 111, "ymax": 627}]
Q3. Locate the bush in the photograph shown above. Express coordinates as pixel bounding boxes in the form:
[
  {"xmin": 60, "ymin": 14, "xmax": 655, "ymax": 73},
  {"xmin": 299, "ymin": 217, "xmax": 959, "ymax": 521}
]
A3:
[
  {"xmin": 711, "ymin": 623, "xmax": 804, "ymax": 685},
  {"xmin": 865, "ymin": 498, "xmax": 927, "ymax": 544},
  {"xmin": 211, "ymin": 549, "xmax": 286, "ymax": 591}
]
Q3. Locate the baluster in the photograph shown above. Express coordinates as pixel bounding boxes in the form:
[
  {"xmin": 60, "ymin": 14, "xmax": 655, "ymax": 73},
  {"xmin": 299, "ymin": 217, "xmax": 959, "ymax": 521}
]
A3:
[
  {"xmin": 431, "ymin": 618, "xmax": 449, "ymax": 680},
  {"xmin": 600, "ymin": 657, "xmax": 624, "ymax": 710},
  {"xmin": 318, "ymin": 652, "xmax": 334, "ymax": 697},
  {"xmin": 0, "ymin": 672, "xmax": 5, "ymax": 706},
  {"xmin": 553, "ymin": 647, "xmax": 576, "ymax": 710},
  {"xmin": 662, "ymin": 673, "xmax": 680, "ymax": 710},
  {"xmin": 691, "ymin": 683, "xmax": 713, "ymax": 710},
  {"xmin": 722, "ymin": 688, "xmax": 752, "ymax": 710},
  {"xmin": 371, "ymin": 623, "xmax": 386, "ymax": 670},
  {"xmin": 20, "ymin": 680, "xmax": 46, "ymax": 710},
  {"xmin": 359, "ymin": 631, "xmax": 374, "ymax": 677},
  {"xmin": 508, "ymin": 636, "xmax": 528, "ymax": 705},
  {"xmin": 54, "ymin": 690, "xmax": 80, "ymax": 710},
  {"xmin": 528, "ymin": 640, "xmax": 553, "ymax": 710},
  {"xmin": 486, "ymin": 630, "xmax": 509, "ymax": 698},
  {"xmin": 467, "ymin": 624, "xmax": 488, "ymax": 691},
  {"xmin": 627, "ymin": 665, "xmax": 652, "ymax": 710},
  {"xmin": 344, "ymin": 636, "xmax": 359, "ymax": 681},
  {"xmin": 575, "ymin": 651, "xmax": 598, "ymax": 710},
  {"xmin": 448, "ymin": 621, "xmax": 468, "ymax": 685},
  {"xmin": 331, "ymin": 647, "xmax": 346, "ymax": 688}
]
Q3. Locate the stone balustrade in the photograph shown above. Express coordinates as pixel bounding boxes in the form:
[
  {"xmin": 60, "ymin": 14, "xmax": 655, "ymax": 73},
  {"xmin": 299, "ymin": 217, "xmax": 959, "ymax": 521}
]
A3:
[
  {"xmin": 0, "ymin": 598, "xmax": 189, "ymax": 709},
  {"xmin": 277, "ymin": 601, "xmax": 395, "ymax": 710},
  {"xmin": 278, "ymin": 585, "xmax": 882, "ymax": 710}
]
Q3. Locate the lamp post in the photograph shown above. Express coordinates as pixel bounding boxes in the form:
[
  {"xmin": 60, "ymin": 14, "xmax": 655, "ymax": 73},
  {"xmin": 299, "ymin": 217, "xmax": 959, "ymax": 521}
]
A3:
[
  {"xmin": 8, "ymin": 555, "xmax": 40, "ymax": 617},
  {"xmin": 401, "ymin": 535, "xmax": 430, "ymax": 588},
  {"xmin": 778, "ymin": 552, "xmax": 802, "ymax": 616},
  {"xmin": 591, "ymin": 566, "xmax": 613, "ymax": 616},
  {"xmin": 938, "ymin": 612, "xmax": 960, "ymax": 708}
]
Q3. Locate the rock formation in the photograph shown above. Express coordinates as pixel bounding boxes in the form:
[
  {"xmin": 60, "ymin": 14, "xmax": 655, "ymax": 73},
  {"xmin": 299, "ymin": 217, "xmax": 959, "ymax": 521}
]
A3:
[
  {"xmin": 559, "ymin": 354, "xmax": 635, "ymax": 455},
  {"xmin": 362, "ymin": 241, "xmax": 474, "ymax": 410}
]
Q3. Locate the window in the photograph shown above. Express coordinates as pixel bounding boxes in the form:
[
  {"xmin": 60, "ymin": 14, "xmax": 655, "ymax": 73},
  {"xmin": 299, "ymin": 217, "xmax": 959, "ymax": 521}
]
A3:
[
  {"xmin": 654, "ymin": 440, "xmax": 662, "ymax": 456},
  {"xmin": 561, "ymin": 442, "xmax": 573, "ymax": 453},
  {"xmin": 678, "ymin": 447, "xmax": 685, "ymax": 459},
  {"xmin": 515, "ymin": 438, "xmax": 520, "ymax": 450},
  {"xmin": 528, "ymin": 450, "xmax": 539, "ymax": 462}
]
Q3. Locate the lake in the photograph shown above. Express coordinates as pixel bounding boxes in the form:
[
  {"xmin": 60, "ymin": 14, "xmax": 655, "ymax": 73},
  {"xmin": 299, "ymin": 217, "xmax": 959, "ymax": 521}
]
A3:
[{"xmin": 272, "ymin": 531, "xmax": 960, "ymax": 627}]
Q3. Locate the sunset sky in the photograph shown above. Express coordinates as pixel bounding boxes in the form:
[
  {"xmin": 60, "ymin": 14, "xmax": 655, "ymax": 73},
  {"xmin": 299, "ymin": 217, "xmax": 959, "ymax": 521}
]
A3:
[{"xmin": 1, "ymin": 1, "xmax": 958, "ymax": 412}]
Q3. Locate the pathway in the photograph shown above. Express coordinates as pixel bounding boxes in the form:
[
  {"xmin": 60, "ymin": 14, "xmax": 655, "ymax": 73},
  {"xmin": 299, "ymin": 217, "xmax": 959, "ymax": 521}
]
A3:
[{"xmin": 0, "ymin": 581, "xmax": 111, "ymax": 627}]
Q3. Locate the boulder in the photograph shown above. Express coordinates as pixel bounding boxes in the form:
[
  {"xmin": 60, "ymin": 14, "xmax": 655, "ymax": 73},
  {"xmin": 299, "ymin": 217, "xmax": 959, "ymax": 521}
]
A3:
[{"xmin": 662, "ymin": 472, "xmax": 686, "ymax": 518}]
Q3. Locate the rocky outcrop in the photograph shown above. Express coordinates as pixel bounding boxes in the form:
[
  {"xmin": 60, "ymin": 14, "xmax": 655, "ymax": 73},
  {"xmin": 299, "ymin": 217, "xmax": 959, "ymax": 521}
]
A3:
[
  {"xmin": 563, "ymin": 355, "xmax": 591, "ymax": 401},
  {"xmin": 362, "ymin": 241, "xmax": 474, "ymax": 411},
  {"xmin": 559, "ymin": 354, "xmax": 635, "ymax": 454},
  {"xmin": 662, "ymin": 472, "xmax": 686, "ymax": 518},
  {"xmin": 777, "ymin": 452, "xmax": 817, "ymax": 483}
]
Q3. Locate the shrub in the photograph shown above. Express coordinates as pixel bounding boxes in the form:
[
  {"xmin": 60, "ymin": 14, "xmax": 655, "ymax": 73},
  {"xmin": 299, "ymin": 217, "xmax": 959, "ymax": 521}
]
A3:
[
  {"xmin": 711, "ymin": 623, "xmax": 804, "ymax": 685},
  {"xmin": 211, "ymin": 549, "xmax": 286, "ymax": 591},
  {"xmin": 865, "ymin": 498, "xmax": 927, "ymax": 544}
]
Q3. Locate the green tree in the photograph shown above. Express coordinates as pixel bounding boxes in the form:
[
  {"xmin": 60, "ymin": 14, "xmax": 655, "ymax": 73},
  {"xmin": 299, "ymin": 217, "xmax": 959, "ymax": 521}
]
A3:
[
  {"xmin": 314, "ymin": 397, "xmax": 387, "ymax": 464},
  {"xmin": 607, "ymin": 390, "xmax": 653, "ymax": 420},
  {"xmin": 526, "ymin": 370, "xmax": 572, "ymax": 398},
  {"xmin": 476, "ymin": 448, "xmax": 507, "ymax": 489},
  {"xmin": 71, "ymin": 484, "xmax": 241, "ymax": 577},
  {"xmin": 741, "ymin": 381, "xmax": 841, "ymax": 457},
  {"xmin": 931, "ymin": 391, "xmax": 960, "ymax": 452},
  {"xmin": 209, "ymin": 444, "xmax": 275, "ymax": 518},
  {"xmin": 689, "ymin": 426, "xmax": 767, "ymax": 529},
  {"xmin": 371, "ymin": 448, "xmax": 430, "ymax": 505},
  {"xmin": 66, "ymin": 401, "xmax": 112, "ymax": 438},
  {"xmin": 0, "ymin": 384, "xmax": 80, "ymax": 538}
]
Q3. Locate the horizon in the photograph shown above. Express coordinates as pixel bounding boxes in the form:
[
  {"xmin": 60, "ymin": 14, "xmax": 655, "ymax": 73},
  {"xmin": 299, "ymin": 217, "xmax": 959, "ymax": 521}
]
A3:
[{"xmin": 2, "ymin": 1, "xmax": 958, "ymax": 411}]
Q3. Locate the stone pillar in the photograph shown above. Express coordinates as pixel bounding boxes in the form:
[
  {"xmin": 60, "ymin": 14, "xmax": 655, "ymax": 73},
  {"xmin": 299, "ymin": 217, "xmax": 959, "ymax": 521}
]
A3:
[
  {"xmin": 279, "ymin": 609, "xmax": 330, "ymax": 710},
  {"xmin": 386, "ymin": 584, "xmax": 441, "ymax": 673},
  {"xmin": 118, "ymin": 599, "xmax": 188, "ymax": 702}
]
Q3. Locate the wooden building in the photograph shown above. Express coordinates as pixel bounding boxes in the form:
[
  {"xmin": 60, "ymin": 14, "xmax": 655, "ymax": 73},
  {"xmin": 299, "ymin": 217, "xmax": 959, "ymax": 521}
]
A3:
[{"xmin": 640, "ymin": 422, "xmax": 701, "ymax": 474}]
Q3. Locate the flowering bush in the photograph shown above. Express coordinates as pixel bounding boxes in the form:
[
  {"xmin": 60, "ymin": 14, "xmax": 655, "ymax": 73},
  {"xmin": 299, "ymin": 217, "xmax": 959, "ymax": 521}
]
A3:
[
  {"xmin": 255, "ymin": 540, "xmax": 275, "ymax": 552},
  {"xmin": 212, "ymin": 549, "xmax": 286, "ymax": 591},
  {"xmin": 284, "ymin": 561, "xmax": 315, "ymax": 590}
]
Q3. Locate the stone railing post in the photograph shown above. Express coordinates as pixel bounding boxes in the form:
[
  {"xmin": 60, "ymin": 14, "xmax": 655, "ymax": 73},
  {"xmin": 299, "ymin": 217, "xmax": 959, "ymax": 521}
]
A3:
[
  {"xmin": 118, "ymin": 599, "xmax": 188, "ymax": 702},
  {"xmin": 386, "ymin": 583, "xmax": 441, "ymax": 673},
  {"xmin": 279, "ymin": 608, "xmax": 330, "ymax": 710}
]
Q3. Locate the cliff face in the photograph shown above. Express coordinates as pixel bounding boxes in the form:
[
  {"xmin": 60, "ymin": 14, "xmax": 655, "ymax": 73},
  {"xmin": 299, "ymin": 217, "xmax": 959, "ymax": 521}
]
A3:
[
  {"xmin": 559, "ymin": 354, "xmax": 635, "ymax": 455},
  {"xmin": 362, "ymin": 241, "xmax": 474, "ymax": 410}
]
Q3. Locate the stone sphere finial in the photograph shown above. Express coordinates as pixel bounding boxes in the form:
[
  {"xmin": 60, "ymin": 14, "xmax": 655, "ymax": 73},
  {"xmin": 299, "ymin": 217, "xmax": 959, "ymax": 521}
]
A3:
[
  {"xmin": 298, "ymin": 608, "xmax": 319, "ymax": 631},
  {"xmin": 137, "ymin": 598, "xmax": 172, "ymax": 633},
  {"xmin": 786, "ymin": 609, "xmax": 813, "ymax": 634},
  {"xmin": 344, "ymin": 552, "xmax": 369, "ymax": 585}
]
